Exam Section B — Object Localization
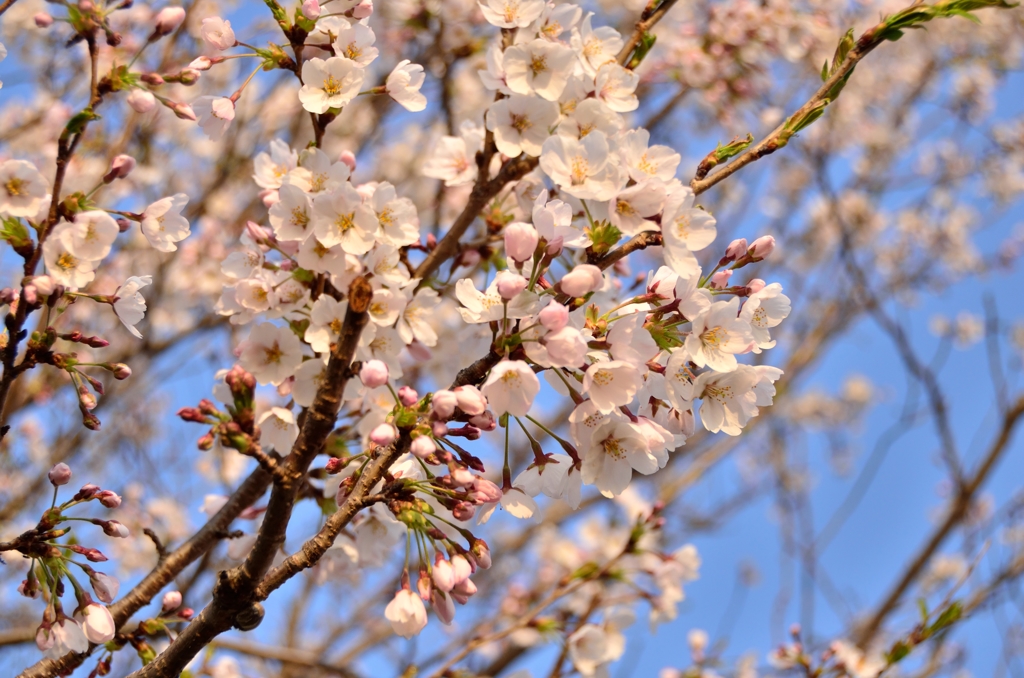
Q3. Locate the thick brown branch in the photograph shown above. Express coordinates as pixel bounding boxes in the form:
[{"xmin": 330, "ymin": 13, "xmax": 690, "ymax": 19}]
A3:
[{"xmin": 124, "ymin": 277, "xmax": 372, "ymax": 678}]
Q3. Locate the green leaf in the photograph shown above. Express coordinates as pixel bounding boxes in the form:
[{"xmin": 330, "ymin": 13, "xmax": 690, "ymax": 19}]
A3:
[
  {"xmin": 886, "ymin": 640, "xmax": 912, "ymax": 664},
  {"xmin": 0, "ymin": 216, "xmax": 32, "ymax": 250},
  {"xmin": 930, "ymin": 601, "xmax": 963, "ymax": 633},
  {"xmin": 64, "ymin": 109, "xmax": 100, "ymax": 136},
  {"xmin": 585, "ymin": 221, "xmax": 622, "ymax": 256}
]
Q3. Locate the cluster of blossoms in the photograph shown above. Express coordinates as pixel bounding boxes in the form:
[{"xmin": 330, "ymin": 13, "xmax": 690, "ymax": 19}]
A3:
[
  {"xmin": 2, "ymin": 464, "xmax": 127, "ymax": 660},
  {"xmin": 193, "ymin": 0, "xmax": 789, "ymax": 639}
]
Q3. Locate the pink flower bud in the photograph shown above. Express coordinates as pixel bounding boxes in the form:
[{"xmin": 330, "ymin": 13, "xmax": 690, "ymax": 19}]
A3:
[
  {"xmin": 471, "ymin": 539, "xmax": 492, "ymax": 569},
  {"xmin": 410, "ymin": 436, "xmax": 436, "ymax": 460},
  {"xmin": 90, "ymin": 572, "xmax": 119, "ymax": 603},
  {"xmin": 336, "ymin": 150, "xmax": 357, "ymax": 173},
  {"xmin": 453, "ymin": 385, "xmax": 486, "ymax": 416},
  {"xmin": 259, "ymin": 189, "xmax": 280, "ymax": 207},
  {"xmin": 96, "ymin": 490, "xmax": 121, "ymax": 508},
  {"xmin": 450, "ymin": 576, "xmax": 477, "ymax": 604},
  {"xmin": 447, "ymin": 425, "xmax": 480, "ymax": 440},
  {"xmin": 432, "ymin": 420, "xmax": 448, "ymax": 437},
  {"xmin": 48, "ymin": 463, "xmax": 72, "ymax": 486},
  {"xmin": 504, "ymin": 222, "xmax": 539, "ymax": 264},
  {"xmin": 369, "ymin": 423, "xmax": 398, "ymax": 447},
  {"xmin": 495, "ymin": 270, "xmax": 528, "ymax": 300},
  {"xmin": 746, "ymin": 278, "xmax": 766, "ymax": 294},
  {"xmin": 126, "ymin": 89, "xmax": 157, "ymax": 113},
  {"xmin": 432, "ymin": 589, "xmax": 456, "ymax": 625},
  {"xmin": 726, "ymin": 237, "xmax": 748, "ymax": 259},
  {"xmin": 538, "ymin": 299, "xmax": 568, "ymax": 331},
  {"xmin": 75, "ymin": 484, "xmax": 101, "ymax": 501},
  {"xmin": 456, "ymin": 249, "xmax": 481, "ymax": 269},
  {"xmin": 103, "ymin": 154, "xmax": 136, "ymax": 183},
  {"xmin": 178, "ymin": 607, "xmax": 195, "ymax": 620},
  {"xmin": 34, "ymin": 12, "xmax": 54, "ymax": 27},
  {"xmin": 468, "ymin": 411, "xmax": 496, "ymax": 431},
  {"xmin": 432, "ymin": 557, "xmax": 455, "ymax": 592},
  {"xmin": 417, "ymin": 572, "xmax": 432, "ymax": 601},
  {"xmin": 359, "ymin": 359, "xmax": 389, "ymax": 388},
  {"xmin": 397, "ymin": 386, "xmax": 419, "ymax": 406},
  {"xmin": 189, "ymin": 56, "xmax": 213, "ymax": 71},
  {"xmin": 116, "ymin": 218, "xmax": 132, "ymax": 232},
  {"xmin": 452, "ymin": 502, "xmax": 476, "ymax": 521},
  {"xmin": 102, "ymin": 520, "xmax": 130, "ymax": 538},
  {"xmin": 161, "ymin": 590, "xmax": 182, "ymax": 613},
  {"xmin": 302, "ymin": 0, "xmax": 321, "ymax": 19},
  {"xmin": 70, "ymin": 545, "xmax": 108, "ymax": 562},
  {"xmin": 749, "ymin": 235, "xmax": 775, "ymax": 259},
  {"xmin": 546, "ymin": 236, "xmax": 564, "ymax": 257},
  {"xmin": 171, "ymin": 102, "xmax": 197, "ymax": 122},
  {"xmin": 709, "ymin": 270, "xmax": 732, "ymax": 289},
  {"xmin": 152, "ymin": 7, "xmax": 186, "ymax": 37},
  {"xmin": 351, "ymin": 0, "xmax": 372, "ymax": 18},
  {"xmin": 432, "ymin": 389, "xmax": 458, "ymax": 419},
  {"xmin": 559, "ymin": 264, "xmax": 602, "ymax": 297},
  {"xmin": 469, "ymin": 478, "xmax": 502, "ymax": 504}
]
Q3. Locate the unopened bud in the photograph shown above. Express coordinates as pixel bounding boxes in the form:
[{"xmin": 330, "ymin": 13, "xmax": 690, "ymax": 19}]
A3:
[
  {"xmin": 746, "ymin": 278, "xmax": 766, "ymax": 295},
  {"xmin": 48, "ymin": 463, "xmax": 72, "ymax": 487},
  {"xmin": 495, "ymin": 270, "xmax": 527, "ymax": 300},
  {"xmin": 152, "ymin": 6, "xmax": 186, "ymax": 38},
  {"xmin": 96, "ymin": 490, "xmax": 122, "ymax": 508},
  {"xmin": 325, "ymin": 457, "xmax": 345, "ymax": 474},
  {"xmin": 259, "ymin": 189, "xmax": 280, "ymax": 207},
  {"xmin": 177, "ymin": 69, "xmax": 200, "ymax": 86},
  {"xmin": 431, "ymin": 390, "xmax": 457, "ymax": 419},
  {"xmin": 116, "ymin": 218, "xmax": 132, "ymax": 232},
  {"xmin": 504, "ymin": 222, "xmax": 539, "ymax": 264},
  {"xmin": 161, "ymin": 591, "xmax": 182, "ymax": 613},
  {"xmin": 110, "ymin": 363, "xmax": 131, "ymax": 380},
  {"xmin": 410, "ymin": 436, "xmax": 436, "ymax": 460},
  {"xmin": 338, "ymin": 149, "xmax": 356, "ymax": 171},
  {"xmin": 369, "ymin": 423, "xmax": 397, "ymax": 447},
  {"xmin": 34, "ymin": 12, "xmax": 54, "ymax": 27},
  {"xmin": 351, "ymin": 0, "xmax": 372, "ymax": 18},
  {"xmin": 538, "ymin": 299, "xmax": 568, "ymax": 331},
  {"xmin": 170, "ymin": 102, "xmax": 196, "ymax": 121},
  {"xmin": 139, "ymin": 73, "xmax": 165, "ymax": 86},
  {"xmin": 709, "ymin": 270, "xmax": 732, "ymax": 289},
  {"xmin": 559, "ymin": 264, "xmax": 603, "ymax": 297},
  {"xmin": 749, "ymin": 235, "xmax": 775, "ymax": 259},
  {"xmin": 103, "ymin": 154, "xmax": 136, "ymax": 183},
  {"xmin": 101, "ymin": 520, "xmax": 130, "ymax": 538},
  {"xmin": 189, "ymin": 56, "xmax": 214, "ymax": 71},
  {"xmin": 453, "ymin": 385, "xmax": 486, "ymax": 416},
  {"xmin": 300, "ymin": 0, "xmax": 322, "ymax": 18},
  {"xmin": 359, "ymin": 359, "xmax": 389, "ymax": 389},
  {"xmin": 397, "ymin": 386, "xmax": 419, "ymax": 406}
]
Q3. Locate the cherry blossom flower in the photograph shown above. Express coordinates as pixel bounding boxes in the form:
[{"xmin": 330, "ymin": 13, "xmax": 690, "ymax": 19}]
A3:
[
  {"xmin": 268, "ymin": 184, "xmax": 314, "ymax": 242},
  {"xmin": 141, "ymin": 194, "xmax": 191, "ymax": 252},
  {"xmin": 40, "ymin": 619, "xmax": 88, "ymax": 659},
  {"xmin": 740, "ymin": 283, "xmax": 792, "ymax": 351},
  {"xmin": 299, "ymin": 57, "xmax": 365, "ymax": 114},
  {"xmin": 504, "ymin": 39, "xmax": 575, "ymax": 101},
  {"xmin": 684, "ymin": 298, "xmax": 755, "ymax": 372},
  {"xmin": 582, "ymin": 360, "xmax": 642, "ymax": 413},
  {"xmin": 479, "ymin": 0, "xmax": 545, "ymax": 28},
  {"xmin": 830, "ymin": 640, "xmax": 887, "ymax": 678},
  {"xmin": 191, "ymin": 96, "xmax": 236, "ymax": 140},
  {"xmin": 422, "ymin": 122, "xmax": 482, "ymax": 186},
  {"xmin": 200, "ymin": 17, "xmax": 235, "ymax": 50},
  {"xmin": 253, "ymin": 139, "xmax": 298, "ymax": 190},
  {"xmin": 486, "ymin": 94, "xmax": 559, "ymax": 157},
  {"xmin": 567, "ymin": 607, "xmax": 634, "ymax": 676},
  {"xmin": 386, "ymin": 60, "xmax": 427, "ymax": 112},
  {"xmin": 239, "ymin": 323, "xmax": 304, "ymax": 385},
  {"xmin": 694, "ymin": 368, "xmax": 760, "ymax": 436},
  {"xmin": 609, "ymin": 179, "xmax": 666, "ymax": 236},
  {"xmin": 43, "ymin": 225, "xmax": 97, "ymax": 289},
  {"xmin": 384, "ymin": 588, "xmax": 428, "ymax": 637},
  {"xmin": 581, "ymin": 417, "xmax": 658, "ymax": 497},
  {"xmin": 660, "ymin": 184, "xmax": 717, "ymax": 278},
  {"xmin": 113, "ymin": 275, "xmax": 153, "ymax": 339},
  {"xmin": 304, "ymin": 295, "xmax": 349, "ymax": 354},
  {"xmin": 481, "ymin": 360, "xmax": 539, "ymax": 416},
  {"xmin": 594, "ymin": 63, "xmax": 639, "ymax": 112},
  {"xmin": 0, "ymin": 160, "xmax": 49, "ymax": 218},
  {"xmin": 333, "ymin": 22, "xmax": 378, "ymax": 65},
  {"xmin": 258, "ymin": 407, "xmax": 299, "ymax": 451},
  {"xmin": 69, "ymin": 210, "xmax": 119, "ymax": 261},
  {"xmin": 571, "ymin": 13, "xmax": 623, "ymax": 76},
  {"xmin": 370, "ymin": 182, "xmax": 420, "ymax": 246},
  {"xmin": 456, "ymin": 278, "xmax": 539, "ymax": 323},
  {"xmin": 312, "ymin": 184, "xmax": 379, "ymax": 254},
  {"xmin": 539, "ymin": 132, "xmax": 620, "ymax": 200}
]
